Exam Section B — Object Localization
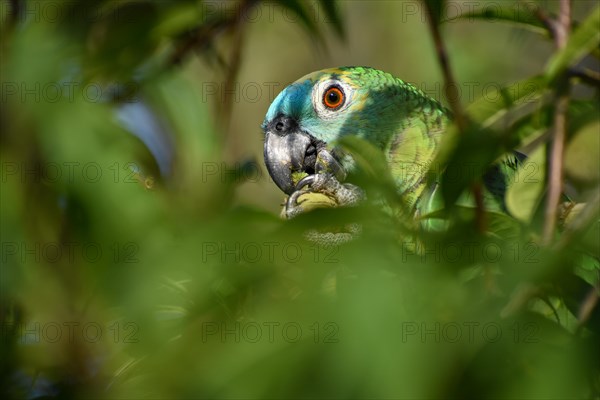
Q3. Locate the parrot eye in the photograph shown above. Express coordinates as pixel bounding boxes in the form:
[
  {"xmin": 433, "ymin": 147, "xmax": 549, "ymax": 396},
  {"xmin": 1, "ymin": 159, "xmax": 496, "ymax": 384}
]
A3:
[
  {"xmin": 312, "ymin": 79, "xmax": 352, "ymax": 118},
  {"xmin": 323, "ymin": 86, "xmax": 345, "ymax": 110}
]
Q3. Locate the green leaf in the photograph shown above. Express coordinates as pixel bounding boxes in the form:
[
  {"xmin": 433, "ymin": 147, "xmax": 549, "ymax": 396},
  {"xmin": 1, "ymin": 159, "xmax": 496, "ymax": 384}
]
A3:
[
  {"xmin": 152, "ymin": 2, "xmax": 203, "ymax": 38},
  {"xmin": 278, "ymin": 0, "xmax": 319, "ymax": 37},
  {"xmin": 562, "ymin": 203, "xmax": 600, "ymax": 257},
  {"xmin": 337, "ymin": 137, "xmax": 384, "ymax": 174},
  {"xmin": 546, "ymin": 5, "xmax": 600, "ymax": 81},
  {"xmin": 419, "ymin": 206, "xmax": 523, "ymax": 239},
  {"xmin": 83, "ymin": 1, "xmax": 161, "ymax": 81},
  {"xmin": 439, "ymin": 123, "xmax": 504, "ymax": 209},
  {"xmin": 317, "ymin": 0, "xmax": 345, "ymax": 38},
  {"xmin": 558, "ymin": 273, "xmax": 600, "ymax": 334},
  {"xmin": 506, "ymin": 146, "xmax": 546, "ymax": 223},
  {"xmin": 504, "ymin": 100, "xmax": 598, "ymax": 151},
  {"xmin": 443, "ymin": 4, "xmax": 549, "ymax": 36},
  {"xmin": 336, "ymin": 136, "xmax": 411, "ymax": 211},
  {"xmin": 337, "ymin": 135, "xmax": 396, "ymax": 191},
  {"xmin": 564, "ymin": 120, "xmax": 600, "ymax": 185},
  {"xmin": 504, "ymin": 106, "xmax": 551, "ymax": 149},
  {"xmin": 467, "ymin": 76, "xmax": 546, "ymax": 128}
]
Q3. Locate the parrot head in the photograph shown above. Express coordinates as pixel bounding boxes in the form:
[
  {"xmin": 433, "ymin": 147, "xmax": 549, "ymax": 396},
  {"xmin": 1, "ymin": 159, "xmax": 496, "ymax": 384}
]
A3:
[{"xmin": 262, "ymin": 66, "xmax": 437, "ymax": 195}]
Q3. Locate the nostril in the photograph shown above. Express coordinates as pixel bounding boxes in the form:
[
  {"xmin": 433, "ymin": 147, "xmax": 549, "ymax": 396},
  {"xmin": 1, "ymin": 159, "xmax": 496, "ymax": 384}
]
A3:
[{"xmin": 272, "ymin": 116, "xmax": 299, "ymax": 134}]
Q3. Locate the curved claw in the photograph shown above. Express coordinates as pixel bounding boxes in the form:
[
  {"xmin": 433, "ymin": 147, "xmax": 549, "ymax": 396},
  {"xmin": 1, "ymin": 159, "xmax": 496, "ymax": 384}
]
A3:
[
  {"xmin": 286, "ymin": 189, "xmax": 311, "ymax": 211},
  {"xmin": 295, "ymin": 175, "xmax": 316, "ymax": 191}
]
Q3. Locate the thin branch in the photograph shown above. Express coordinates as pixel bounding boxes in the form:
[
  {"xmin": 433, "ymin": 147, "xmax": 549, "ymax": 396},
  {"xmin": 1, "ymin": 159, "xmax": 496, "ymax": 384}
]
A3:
[
  {"xmin": 219, "ymin": 19, "xmax": 246, "ymax": 157},
  {"xmin": 544, "ymin": 91, "xmax": 569, "ymax": 243},
  {"xmin": 423, "ymin": 1, "xmax": 486, "ymax": 232},
  {"xmin": 423, "ymin": 5, "xmax": 466, "ymax": 131},
  {"xmin": 543, "ymin": 0, "xmax": 571, "ymax": 244},
  {"xmin": 7, "ymin": 0, "xmax": 23, "ymax": 28},
  {"xmin": 520, "ymin": 0, "xmax": 558, "ymax": 40},
  {"xmin": 568, "ymin": 67, "xmax": 600, "ymax": 88},
  {"xmin": 500, "ymin": 283, "xmax": 540, "ymax": 318},
  {"xmin": 555, "ymin": 0, "xmax": 571, "ymax": 48},
  {"xmin": 575, "ymin": 285, "xmax": 599, "ymax": 336}
]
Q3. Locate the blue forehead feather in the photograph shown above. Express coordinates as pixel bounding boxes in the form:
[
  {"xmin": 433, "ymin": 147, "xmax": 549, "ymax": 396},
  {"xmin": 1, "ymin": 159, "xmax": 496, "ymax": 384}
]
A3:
[{"xmin": 263, "ymin": 79, "xmax": 313, "ymax": 127}]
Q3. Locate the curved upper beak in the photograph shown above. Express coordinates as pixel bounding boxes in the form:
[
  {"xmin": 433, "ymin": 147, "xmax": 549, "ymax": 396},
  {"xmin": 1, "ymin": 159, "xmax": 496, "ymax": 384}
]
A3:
[{"xmin": 263, "ymin": 115, "xmax": 317, "ymax": 195}]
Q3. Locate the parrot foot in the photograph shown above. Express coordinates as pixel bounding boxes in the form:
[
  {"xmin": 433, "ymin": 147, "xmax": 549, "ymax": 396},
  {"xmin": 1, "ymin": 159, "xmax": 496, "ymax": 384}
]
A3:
[
  {"xmin": 283, "ymin": 173, "xmax": 366, "ymax": 219},
  {"xmin": 301, "ymin": 173, "xmax": 366, "ymax": 207},
  {"xmin": 283, "ymin": 189, "xmax": 314, "ymax": 219}
]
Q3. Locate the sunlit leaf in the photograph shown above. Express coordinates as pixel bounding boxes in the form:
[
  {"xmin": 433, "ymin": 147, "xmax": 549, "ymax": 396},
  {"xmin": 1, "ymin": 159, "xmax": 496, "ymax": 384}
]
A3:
[
  {"xmin": 565, "ymin": 120, "xmax": 600, "ymax": 185},
  {"xmin": 443, "ymin": 4, "xmax": 549, "ymax": 36},
  {"xmin": 467, "ymin": 76, "xmax": 546, "ymax": 128}
]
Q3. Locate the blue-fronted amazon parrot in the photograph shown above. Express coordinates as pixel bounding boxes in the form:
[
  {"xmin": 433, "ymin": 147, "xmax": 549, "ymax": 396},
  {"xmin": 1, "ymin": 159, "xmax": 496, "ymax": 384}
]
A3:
[{"xmin": 262, "ymin": 66, "xmax": 523, "ymax": 223}]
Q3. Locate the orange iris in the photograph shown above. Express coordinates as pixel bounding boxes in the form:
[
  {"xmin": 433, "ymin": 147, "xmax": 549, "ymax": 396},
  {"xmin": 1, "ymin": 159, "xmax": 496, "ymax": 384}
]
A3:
[{"xmin": 323, "ymin": 86, "xmax": 344, "ymax": 109}]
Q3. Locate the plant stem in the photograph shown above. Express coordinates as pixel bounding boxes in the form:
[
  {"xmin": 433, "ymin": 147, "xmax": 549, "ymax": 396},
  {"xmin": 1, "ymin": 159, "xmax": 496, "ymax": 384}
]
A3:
[
  {"xmin": 423, "ymin": 1, "xmax": 485, "ymax": 232},
  {"xmin": 423, "ymin": 4, "xmax": 466, "ymax": 132},
  {"xmin": 543, "ymin": 0, "xmax": 571, "ymax": 244},
  {"xmin": 568, "ymin": 68, "xmax": 600, "ymax": 88},
  {"xmin": 520, "ymin": 0, "xmax": 558, "ymax": 40}
]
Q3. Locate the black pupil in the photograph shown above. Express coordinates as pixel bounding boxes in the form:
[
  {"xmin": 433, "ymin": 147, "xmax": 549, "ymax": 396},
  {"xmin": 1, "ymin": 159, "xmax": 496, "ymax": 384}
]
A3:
[{"xmin": 328, "ymin": 90, "xmax": 339, "ymax": 104}]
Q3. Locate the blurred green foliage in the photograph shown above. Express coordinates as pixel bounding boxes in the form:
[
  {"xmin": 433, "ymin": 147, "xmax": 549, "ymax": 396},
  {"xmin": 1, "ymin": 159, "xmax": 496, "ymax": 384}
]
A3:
[{"xmin": 1, "ymin": 0, "xmax": 599, "ymax": 398}]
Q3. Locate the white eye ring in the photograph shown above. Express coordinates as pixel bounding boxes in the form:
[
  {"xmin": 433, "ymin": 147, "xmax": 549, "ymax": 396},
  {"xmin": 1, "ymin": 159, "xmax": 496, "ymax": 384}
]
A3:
[{"xmin": 312, "ymin": 79, "xmax": 354, "ymax": 119}]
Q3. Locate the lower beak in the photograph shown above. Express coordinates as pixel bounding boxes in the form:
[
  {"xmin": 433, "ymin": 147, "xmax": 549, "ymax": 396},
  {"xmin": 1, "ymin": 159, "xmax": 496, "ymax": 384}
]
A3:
[{"xmin": 264, "ymin": 128, "xmax": 315, "ymax": 195}]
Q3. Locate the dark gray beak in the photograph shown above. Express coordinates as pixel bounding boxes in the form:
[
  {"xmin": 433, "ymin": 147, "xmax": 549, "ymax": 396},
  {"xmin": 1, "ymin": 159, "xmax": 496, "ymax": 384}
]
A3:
[{"xmin": 263, "ymin": 115, "xmax": 318, "ymax": 195}]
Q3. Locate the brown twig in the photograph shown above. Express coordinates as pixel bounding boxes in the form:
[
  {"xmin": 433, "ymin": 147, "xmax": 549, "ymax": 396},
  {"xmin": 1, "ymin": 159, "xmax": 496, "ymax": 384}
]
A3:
[
  {"xmin": 423, "ymin": 1, "xmax": 486, "ymax": 233},
  {"xmin": 543, "ymin": 0, "xmax": 571, "ymax": 244},
  {"xmin": 219, "ymin": 18, "xmax": 246, "ymax": 158},
  {"xmin": 519, "ymin": 0, "xmax": 558, "ymax": 40},
  {"xmin": 575, "ymin": 285, "xmax": 600, "ymax": 336},
  {"xmin": 423, "ymin": 5, "xmax": 466, "ymax": 131},
  {"xmin": 7, "ymin": 0, "xmax": 23, "ymax": 27},
  {"xmin": 568, "ymin": 67, "xmax": 600, "ymax": 88}
]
